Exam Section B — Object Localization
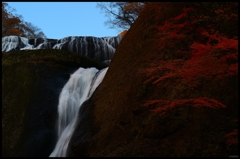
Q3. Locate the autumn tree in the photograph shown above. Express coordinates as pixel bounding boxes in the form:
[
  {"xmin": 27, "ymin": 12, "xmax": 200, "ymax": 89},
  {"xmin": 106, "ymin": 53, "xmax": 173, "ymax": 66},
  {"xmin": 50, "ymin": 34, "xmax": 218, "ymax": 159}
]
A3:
[
  {"xmin": 2, "ymin": 2, "xmax": 47, "ymax": 38},
  {"xmin": 21, "ymin": 21, "xmax": 46, "ymax": 39},
  {"xmin": 140, "ymin": 3, "xmax": 238, "ymax": 150},
  {"xmin": 2, "ymin": 2, "xmax": 24, "ymax": 37},
  {"xmin": 96, "ymin": 2, "xmax": 145, "ymax": 32},
  {"xmin": 118, "ymin": 30, "xmax": 128, "ymax": 36}
]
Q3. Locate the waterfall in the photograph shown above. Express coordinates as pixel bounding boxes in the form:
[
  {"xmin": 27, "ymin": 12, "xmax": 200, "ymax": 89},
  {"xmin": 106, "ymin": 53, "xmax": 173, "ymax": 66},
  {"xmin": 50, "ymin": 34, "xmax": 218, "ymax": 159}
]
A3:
[
  {"xmin": 2, "ymin": 35, "xmax": 122, "ymax": 64},
  {"xmin": 49, "ymin": 67, "xmax": 108, "ymax": 157}
]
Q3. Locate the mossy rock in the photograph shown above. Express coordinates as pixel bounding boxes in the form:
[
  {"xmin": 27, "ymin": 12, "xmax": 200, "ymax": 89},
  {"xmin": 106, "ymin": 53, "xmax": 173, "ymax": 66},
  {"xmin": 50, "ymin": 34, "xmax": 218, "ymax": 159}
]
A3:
[{"xmin": 2, "ymin": 49, "xmax": 107, "ymax": 157}]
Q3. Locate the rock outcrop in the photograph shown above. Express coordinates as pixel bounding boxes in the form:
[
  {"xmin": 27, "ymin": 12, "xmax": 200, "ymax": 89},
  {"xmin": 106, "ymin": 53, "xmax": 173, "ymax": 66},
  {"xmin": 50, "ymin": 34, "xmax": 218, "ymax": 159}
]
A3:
[{"xmin": 67, "ymin": 2, "xmax": 238, "ymax": 157}]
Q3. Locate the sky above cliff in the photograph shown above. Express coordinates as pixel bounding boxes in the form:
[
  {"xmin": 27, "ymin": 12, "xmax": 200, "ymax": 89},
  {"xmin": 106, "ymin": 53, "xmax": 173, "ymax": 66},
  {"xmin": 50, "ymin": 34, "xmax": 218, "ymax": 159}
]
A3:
[{"xmin": 7, "ymin": 2, "xmax": 121, "ymax": 39}]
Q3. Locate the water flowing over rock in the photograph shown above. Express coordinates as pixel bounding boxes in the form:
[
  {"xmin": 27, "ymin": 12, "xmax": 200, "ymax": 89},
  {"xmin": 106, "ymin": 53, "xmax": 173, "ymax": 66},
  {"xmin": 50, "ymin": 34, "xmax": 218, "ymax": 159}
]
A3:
[
  {"xmin": 2, "ymin": 35, "xmax": 122, "ymax": 64},
  {"xmin": 2, "ymin": 36, "xmax": 31, "ymax": 52},
  {"xmin": 49, "ymin": 67, "xmax": 108, "ymax": 157}
]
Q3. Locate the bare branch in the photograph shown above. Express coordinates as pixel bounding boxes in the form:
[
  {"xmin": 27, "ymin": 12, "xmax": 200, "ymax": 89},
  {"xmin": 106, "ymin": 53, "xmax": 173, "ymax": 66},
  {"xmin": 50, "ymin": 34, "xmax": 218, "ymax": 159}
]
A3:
[{"xmin": 96, "ymin": 2, "xmax": 145, "ymax": 31}]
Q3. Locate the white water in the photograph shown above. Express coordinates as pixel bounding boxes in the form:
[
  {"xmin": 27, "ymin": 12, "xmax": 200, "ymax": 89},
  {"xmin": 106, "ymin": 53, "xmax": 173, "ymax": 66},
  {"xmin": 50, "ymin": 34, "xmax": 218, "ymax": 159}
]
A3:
[
  {"xmin": 49, "ymin": 67, "xmax": 108, "ymax": 157},
  {"xmin": 2, "ymin": 35, "xmax": 122, "ymax": 64}
]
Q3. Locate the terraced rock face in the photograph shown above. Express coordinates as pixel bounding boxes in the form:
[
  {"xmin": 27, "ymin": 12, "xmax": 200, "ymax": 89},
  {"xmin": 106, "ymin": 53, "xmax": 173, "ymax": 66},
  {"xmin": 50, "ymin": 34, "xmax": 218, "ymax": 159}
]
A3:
[{"xmin": 2, "ymin": 35, "xmax": 122, "ymax": 64}]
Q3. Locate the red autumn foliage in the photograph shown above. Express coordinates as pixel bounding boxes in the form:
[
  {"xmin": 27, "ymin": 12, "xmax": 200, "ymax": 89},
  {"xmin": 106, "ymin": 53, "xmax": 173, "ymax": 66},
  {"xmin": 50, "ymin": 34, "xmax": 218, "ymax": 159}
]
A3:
[
  {"xmin": 158, "ymin": 7, "xmax": 195, "ymax": 34},
  {"xmin": 189, "ymin": 42, "xmax": 212, "ymax": 60},
  {"xmin": 181, "ymin": 33, "xmax": 238, "ymax": 85},
  {"xmin": 225, "ymin": 129, "xmax": 238, "ymax": 147},
  {"xmin": 169, "ymin": 32, "xmax": 185, "ymax": 40},
  {"xmin": 143, "ymin": 59, "xmax": 183, "ymax": 84},
  {"xmin": 141, "ymin": 2, "xmax": 238, "ymax": 156},
  {"xmin": 143, "ymin": 3, "xmax": 238, "ymax": 116},
  {"xmin": 224, "ymin": 119, "xmax": 238, "ymax": 147},
  {"xmin": 143, "ymin": 97, "xmax": 226, "ymax": 115},
  {"xmin": 172, "ymin": 7, "xmax": 195, "ymax": 21}
]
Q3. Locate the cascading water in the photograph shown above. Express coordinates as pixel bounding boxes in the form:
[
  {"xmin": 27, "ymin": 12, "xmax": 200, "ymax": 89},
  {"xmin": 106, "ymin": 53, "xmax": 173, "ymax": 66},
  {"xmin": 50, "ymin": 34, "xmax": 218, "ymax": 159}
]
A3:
[
  {"xmin": 49, "ymin": 67, "xmax": 108, "ymax": 157},
  {"xmin": 2, "ymin": 35, "xmax": 122, "ymax": 157},
  {"xmin": 2, "ymin": 35, "xmax": 122, "ymax": 64}
]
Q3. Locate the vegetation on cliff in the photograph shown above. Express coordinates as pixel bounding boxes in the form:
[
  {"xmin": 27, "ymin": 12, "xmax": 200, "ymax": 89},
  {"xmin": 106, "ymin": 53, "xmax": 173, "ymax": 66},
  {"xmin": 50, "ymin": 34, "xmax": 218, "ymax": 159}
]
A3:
[
  {"xmin": 68, "ymin": 2, "xmax": 238, "ymax": 157},
  {"xmin": 2, "ymin": 49, "xmax": 107, "ymax": 157},
  {"xmin": 2, "ymin": 2, "xmax": 238, "ymax": 157}
]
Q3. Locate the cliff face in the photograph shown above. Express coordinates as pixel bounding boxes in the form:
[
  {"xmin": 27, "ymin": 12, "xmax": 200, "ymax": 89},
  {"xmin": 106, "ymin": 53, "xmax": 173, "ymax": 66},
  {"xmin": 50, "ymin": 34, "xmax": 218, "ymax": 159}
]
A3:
[
  {"xmin": 2, "ymin": 49, "xmax": 107, "ymax": 157},
  {"xmin": 68, "ymin": 2, "xmax": 238, "ymax": 157}
]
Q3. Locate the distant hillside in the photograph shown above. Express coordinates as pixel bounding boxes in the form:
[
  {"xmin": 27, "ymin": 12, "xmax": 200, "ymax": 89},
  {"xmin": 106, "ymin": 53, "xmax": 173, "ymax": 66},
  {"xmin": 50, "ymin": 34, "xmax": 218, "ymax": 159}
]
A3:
[{"xmin": 68, "ymin": 2, "xmax": 238, "ymax": 157}]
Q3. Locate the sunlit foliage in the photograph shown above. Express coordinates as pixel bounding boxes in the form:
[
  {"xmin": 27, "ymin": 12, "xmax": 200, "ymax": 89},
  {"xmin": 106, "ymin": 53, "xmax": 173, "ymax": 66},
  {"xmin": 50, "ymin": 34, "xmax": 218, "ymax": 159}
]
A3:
[{"xmin": 2, "ymin": 2, "xmax": 46, "ymax": 38}]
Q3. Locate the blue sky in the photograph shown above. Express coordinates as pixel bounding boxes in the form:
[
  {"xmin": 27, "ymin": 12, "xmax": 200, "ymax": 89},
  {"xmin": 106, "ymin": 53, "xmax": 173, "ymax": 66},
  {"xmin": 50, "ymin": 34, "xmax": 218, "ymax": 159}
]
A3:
[{"xmin": 6, "ymin": 2, "xmax": 122, "ymax": 39}]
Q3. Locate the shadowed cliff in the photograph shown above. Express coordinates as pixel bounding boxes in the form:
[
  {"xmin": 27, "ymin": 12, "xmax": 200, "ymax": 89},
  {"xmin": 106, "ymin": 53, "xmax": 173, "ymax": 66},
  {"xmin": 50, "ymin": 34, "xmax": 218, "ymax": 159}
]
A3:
[
  {"xmin": 68, "ymin": 2, "xmax": 238, "ymax": 157},
  {"xmin": 2, "ymin": 49, "xmax": 107, "ymax": 157}
]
